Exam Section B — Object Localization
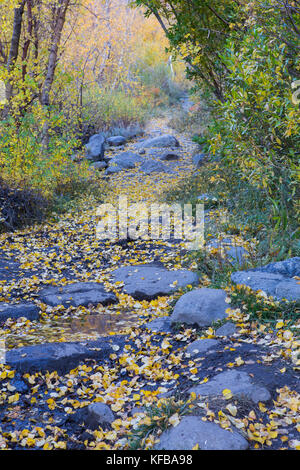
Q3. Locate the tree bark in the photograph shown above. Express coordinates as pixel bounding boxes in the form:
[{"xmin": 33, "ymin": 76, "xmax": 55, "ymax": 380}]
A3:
[
  {"xmin": 3, "ymin": 0, "xmax": 26, "ymax": 117},
  {"xmin": 41, "ymin": 0, "xmax": 70, "ymax": 149}
]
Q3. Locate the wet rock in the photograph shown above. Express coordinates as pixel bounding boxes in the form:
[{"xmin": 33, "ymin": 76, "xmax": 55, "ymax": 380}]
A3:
[
  {"xmin": 215, "ymin": 322, "xmax": 236, "ymax": 337},
  {"xmin": 111, "ymin": 264, "xmax": 199, "ymax": 300},
  {"xmin": 189, "ymin": 369, "xmax": 271, "ymax": 403},
  {"xmin": 39, "ymin": 282, "xmax": 117, "ymax": 307},
  {"xmin": 0, "ymin": 303, "xmax": 39, "ymax": 322},
  {"xmin": 136, "ymin": 134, "xmax": 180, "ymax": 149},
  {"xmin": 71, "ymin": 403, "xmax": 115, "ymax": 430},
  {"xmin": 171, "ymin": 288, "xmax": 227, "ymax": 327},
  {"xmin": 6, "ymin": 336, "xmax": 125, "ymax": 373},
  {"xmin": 185, "ymin": 338, "xmax": 220, "ymax": 356},
  {"xmin": 85, "ymin": 133, "xmax": 105, "ymax": 161},
  {"xmin": 155, "ymin": 416, "xmax": 249, "ymax": 450}
]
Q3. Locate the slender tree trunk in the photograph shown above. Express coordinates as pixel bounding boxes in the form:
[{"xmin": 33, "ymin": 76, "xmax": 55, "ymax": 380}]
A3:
[
  {"xmin": 41, "ymin": 0, "xmax": 70, "ymax": 150},
  {"xmin": 3, "ymin": 0, "xmax": 26, "ymax": 117}
]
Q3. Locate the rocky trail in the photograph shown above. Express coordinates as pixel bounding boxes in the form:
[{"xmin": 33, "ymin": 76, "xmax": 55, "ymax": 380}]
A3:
[{"xmin": 0, "ymin": 100, "xmax": 299, "ymax": 451}]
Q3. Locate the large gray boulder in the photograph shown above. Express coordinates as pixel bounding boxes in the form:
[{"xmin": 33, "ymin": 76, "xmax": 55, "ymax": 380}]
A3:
[
  {"xmin": 71, "ymin": 403, "xmax": 115, "ymax": 430},
  {"xmin": 140, "ymin": 160, "xmax": 170, "ymax": 175},
  {"xmin": 0, "ymin": 303, "xmax": 39, "ymax": 322},
  {"xmin": 39, "ymin": 282, "xmax": 117, "ymax": 308},
  {"xmin": 171, "ymin": 288, "xmax": 228, "ymax": 326},
  {"xmin": 189, "ymin": 369, "xmax": 271, "ymax": 403},
  {"xmin": 155, "ymin": 416, "xmax": 248, "ymax": 450},
  {"xmin": 136, "ymin": 134, "xmax": 180, "ymax": 149},
  {"xmin": 231, "ymin": 257, "xmax": 300, "ymax": 300},
  {"xmin": 85, "ymin": 133, "xmax": 105, "ymax": 161},
  {"xmin": 111, "ymin": 264, "xmax": 199, "ymax": 300}
]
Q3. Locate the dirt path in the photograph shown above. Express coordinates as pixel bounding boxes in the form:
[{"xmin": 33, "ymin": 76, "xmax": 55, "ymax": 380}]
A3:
[{"xmin": 0, "ymin": 104, "xmax": 299, "ymax": 451}]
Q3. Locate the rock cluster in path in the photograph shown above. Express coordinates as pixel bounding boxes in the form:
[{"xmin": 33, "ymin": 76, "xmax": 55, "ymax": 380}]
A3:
[
  {"xmin": 111, "ymin": 264, "xmax": 199, "ymax": 300},
  {"xmin": 155, "ymin": 416, "xmax": 249, "ymax": 450},
  {"xmin": 231, "ymin": 257, "xmax": 300, "ymax": 300},
  {"xmin": 189, "ymin": 369, "xmax": 271, "ymax": 403},
  {"xmin": 170, "ymin": 288, "xmax": 228, "ymax": 326},
  {"xmin": 39, "ymin": 282, "xmax": 117, "ymax": 308},
  {"xmin": 136, "ymin": 134, "xmax": 180, "ymax": 149}
]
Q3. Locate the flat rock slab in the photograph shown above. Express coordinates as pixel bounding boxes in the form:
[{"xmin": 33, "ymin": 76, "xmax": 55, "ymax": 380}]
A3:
[
  {"xmin": 111, "ymin": 265, "xmax": 199, "ymax": 300},
  {"xmin": 231, "ymin": 257, "xmax": 300, "ymax": 301},
  {"xmin": 171, "ymin": 288, "xmax": 228, "ymax": 327},
  {"xmin": 189, "ymin": 369, "xmax": 271, "ymax": 403},
  {"xmin": 39, "ymin": 282, "xmax": 117, "ymax": 307},
  {"xmin": 6, "ymin": 336, "xmax": 125, "ymax": 373},
  {"xmin": 70, "ymin": 403, "xmax": 115, "ymax": 430},
  {"xmin": 136, "ymin": 134, "xmax": 180, "ymax": 149},
  {"xmin": 155, "ymin": 416, "xmax": 248, "ymax": 450},
  {"xmin": 0, "ymin": 303, "xmax": 39, "ymax": 322},
  {"xmin": 185, "ymin": 338, "xmax": 220, "ymax": 356}
]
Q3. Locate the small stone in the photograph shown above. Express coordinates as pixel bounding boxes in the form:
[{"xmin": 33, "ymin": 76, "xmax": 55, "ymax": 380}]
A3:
[
  {"xmin": 215, "ymin": 322, "xmax": 236, "ymax": 337},
  {"xmin": 107, "ymin": 136, "xmax": 126, "ymax": 146},
  {"xmin": 136, "ymin": 134, "xmax": 180, "ymax": 149},
  {"xmin": 160, "ymin": 151, "xmax": 180, "ymax": 161},
  {"xmin": 145, "ymin": 317, "xmax": 172, "ymax": 334},
  {"xmin": 71, "ymin": 403, "xmax": 115, "ymax": 430},
  {"xmin": 186, "ymin": 339, "xmax": 220, "ymax": 356},
  {"xmin": 193, "ymin": 153, "xmax": 207, "ymax": 167}
]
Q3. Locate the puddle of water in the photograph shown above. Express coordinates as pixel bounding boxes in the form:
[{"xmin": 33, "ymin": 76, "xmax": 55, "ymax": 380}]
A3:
[{"xmin": 5, "ymin": 312, "xmax": 139, "ymax": 348}]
